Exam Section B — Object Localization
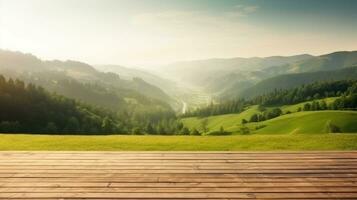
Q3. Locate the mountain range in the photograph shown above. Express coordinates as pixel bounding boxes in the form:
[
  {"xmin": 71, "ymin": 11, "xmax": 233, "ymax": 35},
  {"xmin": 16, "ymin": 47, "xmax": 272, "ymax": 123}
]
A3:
[
  {"xmin": 0, "ymin": 50, "xmax": 175, "ymax": 111},
  {"xmin": 1, "ymin": 49, "xmax": 357, "ymax": 111},
  {"xmin": 154, "ymin": 50, "xmax": 357, "ymax": 101}
]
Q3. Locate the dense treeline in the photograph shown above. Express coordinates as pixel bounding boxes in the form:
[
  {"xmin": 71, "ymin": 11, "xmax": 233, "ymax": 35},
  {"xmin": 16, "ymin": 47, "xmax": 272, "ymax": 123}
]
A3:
[
  {"xmin": 244, "ymin": 85, "xmax": 357, "ymax": 124},
  {"xmin": 252, "ymin": 80, "xmax": 357, "ymax": 106},
  {"xmin": 302, "ymin": 95, "xmax": 357, "ymax": 112},
  {"xmin": 183, "ymin": 80, "xmax": 357, "ymax": 118},
  {"xmin": 182, "ymin": 100, "xmax": 247, "ymax": 118},
  {"xmin": 247, "ymin": 93, "xmax": 357, "ymax": 124},
  {"xmin": 0, "ymin": 75, "xmax": 120, "ymax": 133},
  {"xmin": 0, "ymin": 75, "xmax": 188, "ymax": 134}
]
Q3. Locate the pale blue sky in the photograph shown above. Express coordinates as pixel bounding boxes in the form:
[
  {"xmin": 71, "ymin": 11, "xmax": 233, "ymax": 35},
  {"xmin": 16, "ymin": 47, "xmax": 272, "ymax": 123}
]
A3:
[{"xmin": 0, "ymin": 0, "xmax": 356, "ymax": 66}]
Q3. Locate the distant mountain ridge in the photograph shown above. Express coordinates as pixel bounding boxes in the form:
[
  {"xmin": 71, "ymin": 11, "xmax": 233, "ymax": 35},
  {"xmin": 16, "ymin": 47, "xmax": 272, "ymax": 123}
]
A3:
[
  {"xmin": 157, "ymin": 54, "xmax": 314, "ymax": 97},
  {"xmin": 95, "ymin": 64, "xmax": 179, "ymax": 96},
  {"xmin": 160, "ymin": 54, "xmax": 313, "ymax": 84},
  {"xmin": 158, "ymin": 51, "xmax": 357, "ymax": 100},
  {"xmin": 0, "ymin": 49, "xmax": 174, "ymax": 109},
  {"xmin": 264, "ymin": 51, "xmax": 357, "ymax": 75},
  {"xmin": 3, "ymin": 49, "xmax": 357, "ymax": 111},
  {"xmin": 225, "ymin": 51, "xmax": 357, "ymax": 99},
  {"xmin": 235, "ymin": 66, "xmax": 357, "ymax": 99}
]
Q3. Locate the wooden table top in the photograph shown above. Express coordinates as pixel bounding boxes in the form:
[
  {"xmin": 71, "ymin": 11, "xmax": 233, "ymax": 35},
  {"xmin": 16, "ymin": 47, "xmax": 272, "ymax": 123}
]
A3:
[{"xmin": 0, "ymin": 151, "xmax": 356, "ymax": 199}]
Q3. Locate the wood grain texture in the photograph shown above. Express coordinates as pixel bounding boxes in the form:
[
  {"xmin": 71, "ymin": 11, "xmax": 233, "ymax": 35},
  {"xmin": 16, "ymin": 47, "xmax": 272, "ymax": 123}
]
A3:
[{"xmin": 0, "ymin": 152, "xmax": 356, "ymax": 199}]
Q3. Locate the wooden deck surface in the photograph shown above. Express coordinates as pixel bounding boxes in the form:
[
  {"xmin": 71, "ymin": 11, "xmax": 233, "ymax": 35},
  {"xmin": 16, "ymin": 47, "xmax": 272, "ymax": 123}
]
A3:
[{"xmin": 0, "ymin": 151, "xmax": 357, "ymax": 199}]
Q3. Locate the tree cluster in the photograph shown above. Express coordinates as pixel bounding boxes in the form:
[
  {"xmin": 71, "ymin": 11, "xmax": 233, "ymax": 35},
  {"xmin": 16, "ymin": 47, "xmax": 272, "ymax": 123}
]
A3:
[
  {"xmin": 182, "ymin": 100, "xmax": 247, "ymax": 118},
  {"xmin": 301, "ymin": 94, "xmax": 357, "ymax": 111},
  {"xmin": 248, "ymin": 108, "xmax": 283, "ymax": 123}
]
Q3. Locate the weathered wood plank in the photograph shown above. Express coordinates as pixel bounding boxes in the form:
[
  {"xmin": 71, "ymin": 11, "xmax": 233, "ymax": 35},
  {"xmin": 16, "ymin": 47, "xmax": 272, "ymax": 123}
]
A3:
[
  {"xmin": 2, "ymin": 177, "xmax": 357, "ymax": 183},
  {"xmin": 0, "ymin": 152, "xmax": 356, "ymax": 199},
  {"xmin": 1, "ymin": 192, "xmax": 357, "ymax": 198},
  {"xmin": 2, "ymin": 187, "xmax": 357, "ymax": 193},
  {"xmin": 1, "ymin": 182, "xmax": 357, "ymax": 187}
]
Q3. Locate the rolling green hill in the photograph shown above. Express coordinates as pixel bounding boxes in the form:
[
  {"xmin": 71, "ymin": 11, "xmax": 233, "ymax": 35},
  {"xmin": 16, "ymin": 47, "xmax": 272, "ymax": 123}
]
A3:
[
  {"xmin": 250, "ymin": 111, "xmax": 357, "ymax": 134},
  {"xmin": 182, "ymin": 105, "xmax": 260, "ymax": 133},
  {"xmin": 280, "ymin": 97, "xmax": 337, "ymax": 113},
  {"xmin": 181, "ymin": 96, "xmax": 357, "ymax": 135}
]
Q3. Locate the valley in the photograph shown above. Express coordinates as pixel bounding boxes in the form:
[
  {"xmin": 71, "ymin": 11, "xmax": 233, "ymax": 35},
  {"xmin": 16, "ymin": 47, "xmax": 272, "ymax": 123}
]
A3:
[
  {"xmin": 2, "ymin": 1, "xmax": 357, "ymax": 199},
  {"xmin": 0, "ymin": 49, "xmax": 357, "ymax": 150}
]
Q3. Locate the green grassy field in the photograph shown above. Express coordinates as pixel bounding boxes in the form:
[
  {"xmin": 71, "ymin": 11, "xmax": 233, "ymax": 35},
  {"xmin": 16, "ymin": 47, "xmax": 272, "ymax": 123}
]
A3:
[
  {"xmin": 280, "ymin": 97, "xmax": 337, "ymax": 113},
  {"xmin": 1, "ymin": 134, "xmax": 357, "ymax": 151},
  {"xmin": 251, "ymin": 111, "xmax": 357, "ymax": 134},
  {"xmin": 182, "ymin": 105, "xmax": 260, "ymax": 132},
  {"xmin": 1, "ymin": 99, "xmax": 356, "ymax": 151},
  {"xmin": 183, "ymin": 110, "xmax": 357, "ymax": 134},
  {"xmin": 182, "ymin": 96, "xmax": 357, "ymax": 135}
]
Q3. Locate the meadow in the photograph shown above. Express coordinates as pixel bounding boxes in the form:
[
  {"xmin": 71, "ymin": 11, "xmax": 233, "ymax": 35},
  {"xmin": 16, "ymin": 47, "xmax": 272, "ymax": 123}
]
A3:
[
  {"xmin": 1, "ymin": 133, "xmax": 357, "ymax": 151},
  {"xmin": 182, "ymin": 96, "xmax": 357, "ymax": 135}
]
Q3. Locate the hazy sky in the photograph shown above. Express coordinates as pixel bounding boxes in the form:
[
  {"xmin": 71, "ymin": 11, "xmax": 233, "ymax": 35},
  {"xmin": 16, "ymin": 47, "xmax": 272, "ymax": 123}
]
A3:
[{"xmin": 1, "ymin": 0, "xmax": 357, "ymax": 67}]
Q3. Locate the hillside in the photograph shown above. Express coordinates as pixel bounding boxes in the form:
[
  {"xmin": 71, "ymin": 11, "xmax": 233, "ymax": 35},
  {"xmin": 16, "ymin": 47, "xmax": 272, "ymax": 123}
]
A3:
[
  {"xmin": 181, "ymin": 91, "xmax": 357, "ymax": 135},
  {"xmin": 236, "ymin": 66, "xmax": 357, "ymax": 98},
  {"xmin": 265, "ymin": 51, "xmax": 357, "ymax": 75},
  {"xmin": 251, "ymin": 111, "xmax": 357, "ymax": 134},
  {"xmin": 279, "ymin": 97, "xmax": 337, "ymax": 113},
  {"xmin": 216, "ymin": 51, "xmax": 357, "ymax": 99},
  {"xmin": 160, "ymin": 51, "xmax": 357, "ymax": 100},
  {"xmin": 182, "ymin": 105, "xmax": 260, "ymax": 133},
  {"xmin": 0, "ymin": 75, "xmax": 121, "ymax": 133},
  {"xmin": 0, "ymin": 50, "xmax": 173, "ymax": 107},
  {"xmin": 0, "ymin": 50, "xmax": 194, "ymax": 135},
  {"xmin": 161, "ymin": 54, "xmax": 312, "ymax": 83},
  {"xmin": 158, "ymin": 54, "xmax": 312, "ymax": 95},
  {"xmin": 182, "ymin": 107, "xmax": 357, "ymax": 135},
  {"xmin": 95, "ymin": 65, "xmax": 178, "ymax": 95},
  {"xmin": 0, "ymin": 75, "xmax": 190, "ymax": 135}
]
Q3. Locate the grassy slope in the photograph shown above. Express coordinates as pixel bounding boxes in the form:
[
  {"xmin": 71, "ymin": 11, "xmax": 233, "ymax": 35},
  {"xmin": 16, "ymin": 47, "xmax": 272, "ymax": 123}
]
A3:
[
  {"xmin": 1, "ymin": 99, "xmax": 356, "ymax": 151},
  {"xmin": 251, "ymin": 111, "xmax": 357, "ymax": 134},
  {"xmin": 280, "ymin": 97, "xmax": 337, "ymax": 113},
  {"xmin": 0, "ymin": 134, "xmax": 357, "ymax": 150},
  {"xmin": 182, "ymin": 105, "xmax": 259, "ymax": 132},
  {"xmin": 182, "ymin": 98, "xmax": 357, "ymax": 134}
]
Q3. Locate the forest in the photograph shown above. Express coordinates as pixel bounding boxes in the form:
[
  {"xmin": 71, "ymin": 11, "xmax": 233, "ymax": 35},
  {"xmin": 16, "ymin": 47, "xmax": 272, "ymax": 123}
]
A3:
[
  {"xmin": 0, "ymin": 75, "xmax": 188, "ymax": 134},
  {"xmin": 2, "ymin": 71, "xmax": 356, "ymax": 135}
]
